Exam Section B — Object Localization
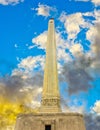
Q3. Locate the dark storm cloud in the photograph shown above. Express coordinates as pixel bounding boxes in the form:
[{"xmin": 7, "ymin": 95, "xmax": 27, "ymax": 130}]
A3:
[
  {"xmin": 60, "ymin": 23, "xmax": 100, "ymax": 95},
  {"xmin": 0, "ymin": 72, "xmax": 43, "ymax": 103},
  {"xmin": 85, "ymin": 114, "xmax": 100, "ymax": 130},
  {"xmin": 60, "ymin": 58, "xmax": 93, "ymax": 95},
  {"xmin": 0, "ymin": 75, "xmax": 24, "ymax": 100}
]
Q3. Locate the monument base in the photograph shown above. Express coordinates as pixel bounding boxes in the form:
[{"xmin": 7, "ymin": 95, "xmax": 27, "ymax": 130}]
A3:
[{"xmin": 15, "ymin": 113, "xmax": 86, "ymax": 130}]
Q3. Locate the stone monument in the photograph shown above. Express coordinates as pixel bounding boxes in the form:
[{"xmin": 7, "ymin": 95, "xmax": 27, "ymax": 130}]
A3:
[{"xmin": 15, "ymin": 19, "xmax": 86, "ymax": 130}]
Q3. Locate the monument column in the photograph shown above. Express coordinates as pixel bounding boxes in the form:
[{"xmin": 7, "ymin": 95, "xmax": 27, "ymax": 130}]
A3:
[{"xmin": 40, "ymin": 18, "xmax": 61, "ymax": 113}]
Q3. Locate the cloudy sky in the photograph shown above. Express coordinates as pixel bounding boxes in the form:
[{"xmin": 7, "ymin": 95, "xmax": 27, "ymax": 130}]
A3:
[{"xmin": 0, "ymin": 0, "xmax": 100, "ymax": 129}]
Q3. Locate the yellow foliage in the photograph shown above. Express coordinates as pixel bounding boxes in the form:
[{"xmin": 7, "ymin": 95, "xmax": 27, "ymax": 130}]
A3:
[{"xmin": 0, "ymin": 97, "xmax": 38, "ymax": 130}]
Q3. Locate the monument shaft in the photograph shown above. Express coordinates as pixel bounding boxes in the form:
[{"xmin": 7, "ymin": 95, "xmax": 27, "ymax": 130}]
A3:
[{"xmin": 41, "ymin": 19, "xmax": 61, "ymax": 113}]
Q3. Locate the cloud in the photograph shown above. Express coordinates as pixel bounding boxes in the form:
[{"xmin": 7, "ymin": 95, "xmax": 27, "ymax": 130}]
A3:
[
  {"xmin": 88, "ymin": 23, "xmax": 100, "ymax": 74},
  {"xmin": 61, "ymin": 98, "xmax": 85, "ymax": 114},
  {"xmin": 68, "ymin": 98, "xmax": 86, "ymax": 113},
  {"xmin": 83, "ymin": 10, "xmax": 100, "ymax": 23},
  {"xmin": 59, "ymin": 21, "xmax": 100, "ymax": 95},
  {"xmin": 3, "ymin": 55, "xmax": 44, "ymax": 109},
  {"xmin": 59, "ymin": 12, "xmax": 90, "ymax": 40},
  {"xmin": 32, "ymin": 31, "xmax": 47, "ymax": 49},
  {"xmin": 12, "ymin": 55, "xmax": 45, "ymax": 87},
  {"xmin": 92, "ymin": 100, "xmax": 100, "ymax": 114},
  {"xmin": 94, "ymin": 10, "xmax": 100, "ymax": 23},
  {"xmin": 61, "ymin": 59, "xmax": 93, "ymax": 95},
  {"xmin": 0, "ymin": 73, "xmax": 42, "ymax": 129},
  {"xmin": 59, "ymin": 40, "xmax": 100, "ymax": 95},
  {"xmin": 17, "ymin": 56, "xmax": 45, "ymax": 71},
  {"xmin": 57, "ymin": 48, "xmax": 72, "ymax": 63},
  {"xmin": 70, "ymin": 43, "xmax": 84, "ymax": 57},
  {"xmin": 0, "ymin": 56, "xmax": 43, "ymax": 130},
  {"xmin": 91, "ymin": 0, "xmax": 100, "ymax": 6},
  {"xmin": 86, "ymin": 25, "xmax": 98, "ymax": 43},
  {"xmin": 86, "ymin": 10, "xmax": 100, "ymax": 42},
  {"xmin": 0, "ymin": 0, "xmax": 24, "ymax": 5},
  {"xmin": 85, "ymin": 114, "xmax": 100, "ymax": 130},
  {"xmin": 32, "ymin": 3, "xmax": 57, "ymax": 17},
  {"xmin": 0, "ymin": 68, "xmax": 43, "ymax": 109}
]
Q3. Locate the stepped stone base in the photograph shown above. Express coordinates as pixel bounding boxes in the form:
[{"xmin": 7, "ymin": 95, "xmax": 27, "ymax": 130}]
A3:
[{"xmin": 15, "ymin": 113, "xmax": 86, "ymax": 130}]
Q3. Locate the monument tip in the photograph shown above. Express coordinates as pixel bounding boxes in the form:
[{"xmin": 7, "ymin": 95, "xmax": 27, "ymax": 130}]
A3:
[{"xmin": 49, "ymin": 18, "xmax": 54, "ymax": 21}]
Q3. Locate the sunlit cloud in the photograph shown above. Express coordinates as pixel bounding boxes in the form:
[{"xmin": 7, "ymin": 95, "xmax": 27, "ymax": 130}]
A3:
[
  {"xmin": 92, "ymin": 100, "xmax": 100, "ymax": 114},
  {"xmin": 31, "ymin": 3, "xmax": 57, "ymax": 17},
  {"xmin": 92, "ymin": 0, "xmax": 100, "ymax": 6},
  {"xmin": 0, "ymin": 0, "xmax": 24, "ymax": 5}
]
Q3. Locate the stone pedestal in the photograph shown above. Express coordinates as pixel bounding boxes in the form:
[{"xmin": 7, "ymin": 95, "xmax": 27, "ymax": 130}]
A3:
[{"xmin": 15, "ymin": 113, "xmax": 86, "ymax": 130}]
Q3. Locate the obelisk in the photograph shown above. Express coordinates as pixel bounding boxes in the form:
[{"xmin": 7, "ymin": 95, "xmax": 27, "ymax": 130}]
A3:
[
  {"xmin": 40, "ymin": 18, "xmax": 61, "ymax": 113},
  {"xmin": 15, "ymin": 19, "xmax": 86, "ymax": 130}
]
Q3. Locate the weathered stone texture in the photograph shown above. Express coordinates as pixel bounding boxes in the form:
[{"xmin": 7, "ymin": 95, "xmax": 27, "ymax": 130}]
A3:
[{"xmin": 15, "ymin": 113, "xmax": 86, "ymax": 130}]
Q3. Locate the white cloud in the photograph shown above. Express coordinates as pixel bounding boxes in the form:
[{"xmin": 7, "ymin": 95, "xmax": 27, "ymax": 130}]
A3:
[
  {"xmin": 13, "ymin": 56, "xmax": 44, "ymax": 75},
  {"xmin": 83, "ymin": 10, "xmax": 100, "ymax": 23},
  {"xmin": 12, "ymin": 56, "xmax": 45, "ymax": 79},
  {"xmin": 32, "ymin": 31, "xmax": 47, "ymax": 49},
  {"xmin": 86, "ymin": 26, "xmax": 98, "ymax": 43},
  {"xmin": 92, "ymin": 0, "xmax": 100, "ymax": 6},
  {"xmin": 56, "ymin": 31, "xmax": 70, "ymax": 49},
  {"xmin": 83, "ymin": 11, "xmax": 94, "ymax": 17},
  {"xmin": 57, "ymin": 48, "xmax": 72, "ymax": 62},
  {"xmin": 59, "ymin": 12, "xmax": 89, "ymax": 40},
  {"xmin": 32, "ymin": 3, "xmax": 56, "ymax": 17},
  {"xmin": 70, "ymin": 43, "xmax": 84, "ymax": 57},
  {"xmin": 0, "ymin": 0, "xmax": 24, "ymax": 5},
  {"xmin": 18, "ymin": 56, "xmax": 43, "ymax": 70},
  {"xmin": 92, "ymin": 100, "xmax": 100, "ymax": 114}
]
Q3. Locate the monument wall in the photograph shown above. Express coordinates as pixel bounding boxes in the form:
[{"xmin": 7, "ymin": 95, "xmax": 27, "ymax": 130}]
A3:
[{"xmin": 15, "ymin": 113, "xmax": 86, "ymax": 130}]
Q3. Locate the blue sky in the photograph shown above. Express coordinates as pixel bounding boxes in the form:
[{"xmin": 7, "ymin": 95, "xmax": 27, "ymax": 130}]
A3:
[{"xmin": 0, "ymin": 0, "xmax": 100, "ymax": 128}]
